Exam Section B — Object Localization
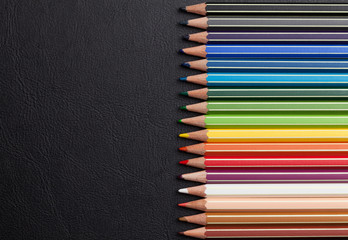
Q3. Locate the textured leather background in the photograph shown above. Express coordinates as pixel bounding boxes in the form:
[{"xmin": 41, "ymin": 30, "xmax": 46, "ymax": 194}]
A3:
[{"xmin": 1, "ymin": 0, "xmax": 347, "ymax": 239}]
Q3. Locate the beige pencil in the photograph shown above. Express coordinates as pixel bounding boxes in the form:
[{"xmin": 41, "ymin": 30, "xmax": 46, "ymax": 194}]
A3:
[{"xmin": 179, "ymin": 197, "xmax": 348, "ymax": 212}]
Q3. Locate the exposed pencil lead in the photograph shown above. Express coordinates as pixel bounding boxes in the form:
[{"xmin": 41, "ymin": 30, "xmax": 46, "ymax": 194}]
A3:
[
  {"xmin": 178, "ymin": 188, "xmax": 189, "ymax": 194},
  {"xmin": 183, "ymin": 34, "xmax": 189, "ymax": 40},
  {"xmin": 179, "ymin": 146, "xmax": 188, "ymax": 152},
  {"xmin": 179, "ymin": 77, "xmax": 187, "ymax": 81},
  {"xmin": 179, "ymin": 160, "xmax": 189, "ymax": 165},
  {"xmin": 180, "ymin": 6, "xmax": 187, "ymax": 12},
  {"xmin": 179, "ymin": 133, "xmax": 189, "ymax": 138},
  {"xmin": 180, "ymin": 105, "xmax": 187, "ymax": 110},
  {"xmin": 178, "ymin": 232, "xmax": 185, "ymax": 236},
  {"xmin": 181, "ymin": 62, "xmax": 190, "ymax": 68},
  {"xmin": 177, "ymin": 174, "xmax": 183, "ymax": 179},
  {"xmin": 178, "ymin": 49, "xmax": 184, "ymax": 54},
  {"xmin": 178, "ymin": 119, "xmax": 183, "ymax": 123},
  {"xmin": 180, "ymin": 91, "xmax": 188, "ymax": 96},
  {"xmin": 179, "ymin": 20, "xmax": 188, "ymax": 26},
  {"xmin": 178, "ymin": 202, "xmax": 187, "ymax": 207},
  {"xmin": 179, "ymin": 217, "xmax": 187, "ymax": 222}
]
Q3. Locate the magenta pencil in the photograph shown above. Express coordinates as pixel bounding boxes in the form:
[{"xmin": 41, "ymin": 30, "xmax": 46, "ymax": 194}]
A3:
[{"xmin": 180, "ymin": 168, "xmax": 348, "ymax": 183}]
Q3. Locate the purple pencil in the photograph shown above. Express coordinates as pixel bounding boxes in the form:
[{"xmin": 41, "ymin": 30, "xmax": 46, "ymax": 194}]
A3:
[
  {"xmin": 186, "ymin": 31, "xmax": 348, "ymax": 44},
  {"xmin": 180, "ymin": 168, "xmax": 348, "ymax": 184}
]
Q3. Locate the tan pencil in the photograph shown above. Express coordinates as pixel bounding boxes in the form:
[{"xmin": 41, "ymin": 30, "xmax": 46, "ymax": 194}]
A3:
[
  {"xmin": 179, "ymin": 197, "xmax": 348, "ymax": 212},
  {"xmin": 179, "ymin": 211, "xmax": 348, "ymax": 225}
]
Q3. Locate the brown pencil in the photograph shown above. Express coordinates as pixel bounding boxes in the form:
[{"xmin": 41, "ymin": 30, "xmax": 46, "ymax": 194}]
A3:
[
  {"xmin": 179, "ymin": 197, "xmax": 348, "ymax": 212},
  {"xmin": 179, "ymin": 211, "xmax": 348, "ymax": 225},
  {"xmin": 180, "ymin": 224, "xmax": 348, "ymax": 239}
]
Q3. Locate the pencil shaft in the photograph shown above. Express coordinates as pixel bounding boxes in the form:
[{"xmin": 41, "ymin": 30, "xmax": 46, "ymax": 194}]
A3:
[
  {"xmin": 204, "ymin": 169, "xmax": 348, "ymax": 183},
  {"xmin": 201, "ymin": 32, "xmax": 348, "ymax": 43},
  {"xmin": 194, "ymin": 128, "xmax": 348, "ymax": 143},
  {"xmin": 204, "ymin": 212, "xmax": 348, "ymax": 225},
  {"xmin": 204, "ymin": 73, "xmax": 348, "ymax": 87},
  {"xmin": 204, "ymin": 88, "xmax": 348, "ymax": 99}
]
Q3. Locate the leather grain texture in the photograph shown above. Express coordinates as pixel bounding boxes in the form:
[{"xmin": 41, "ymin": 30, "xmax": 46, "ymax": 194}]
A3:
[{"xmin": 0, "ymin": 0, "xmax": 347, "ymax": 239}]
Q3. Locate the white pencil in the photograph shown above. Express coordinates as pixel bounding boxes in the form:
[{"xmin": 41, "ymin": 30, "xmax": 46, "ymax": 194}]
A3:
[{"xmin": 178, "ymin": 183, "xmax": 348, "ymax": 197}]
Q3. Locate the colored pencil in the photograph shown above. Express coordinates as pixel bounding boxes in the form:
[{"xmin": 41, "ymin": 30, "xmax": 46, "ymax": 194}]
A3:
[
  {"xmin": 178, "ymin": 183, "xmax": 348, "ymax": 197},
  {"xmin": 181, "ymin": 88, "xmax": 348, "ymax": 100},
  {"xmin": 179, "ymin": 211, "xmax": 348, "ymax": 225},
  {"xmin": 183, "ymin": 59, "xmax": 348, "ymax": 72},
  {"xmin": 182, "ymin": 17, "xmax": 348, "ymax": 30},
  {"xmin": 181, "ymin": 156, "xmax": 348, "ymax": 169},
  {"xmin": 181, "ymin": 101, "xmax": 348, "ymax": 114},
  {"xmin": 182, "ymin": 3, "xmax": 348, "ymax": 16},
  {"xmin": 180, "ymin": 73, "xmax": 348, "ymax": 87},
  {"xmin": 180, "ymin": 114, "xmax": 348, "ymax": 128},
  {"xmin": 179, "ymin": 197, "xmax": 348, "ymax": 212},
  {"xmin": 180, "ymin": 225, "xmax": 348, "ymax": 239},
  {"xmin": 179, "ymin": 129, "xmax": 348, "ymax": 143},
  {"xmin": 180, "ymin": 45, "xmax": 348, "ymax": 58},
  {"xmin": 180, "ymin": 169, "xmax": 348, "ymax": 183},
  {"xmin": 186, "ymin": 31, "xmax": 348, "ymax": 44}
]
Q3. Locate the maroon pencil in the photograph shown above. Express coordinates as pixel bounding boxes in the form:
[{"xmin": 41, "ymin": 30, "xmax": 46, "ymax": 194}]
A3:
[{"xmin": 180, "ymin": 169, "xmax": 348, "ymax": 184}]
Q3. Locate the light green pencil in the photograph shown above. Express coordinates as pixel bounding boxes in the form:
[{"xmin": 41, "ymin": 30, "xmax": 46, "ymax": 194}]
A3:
[
  {"xmin": 179, "ymin": 114, "xmax": 348, "ymax": 128},
  {"xmin": 181, "ymin": 101, "xmax": 348, "ymax": 114}
]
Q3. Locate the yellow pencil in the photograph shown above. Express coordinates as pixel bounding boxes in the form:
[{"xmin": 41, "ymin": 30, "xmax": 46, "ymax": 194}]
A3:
[{"xmin": 179, "ymin": 129, "xmax": 348, "ymax": 142}]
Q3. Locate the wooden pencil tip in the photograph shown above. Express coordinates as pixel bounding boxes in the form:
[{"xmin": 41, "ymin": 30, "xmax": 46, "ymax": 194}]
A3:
[
  {"xmin": 183, "ymin": 34, "xmax": 189, "ymax": 40},
  {"xmin": 178, "ymin": 49, "xmax": 185, "ymax": 54},
  {"xmin": 181, "ymin": 62, "xmax": 190, "ymax": 68},
  {"xmin": 178, "ymin": 231, "xmax": 185, "ymax": 236},
  {"xmin": 178, "ymin": 202, "xmax": 187, "ymax": 207},
  {"xmin": 179, "ymin": 20, "xmax": 188, "ymax": 26},
  {"xmin": 179, "ymin": 159, "xmax": 188, "ymax": 165},
  {"xmin": 179, "ymin": 77, "xmax": 187, "ymax": 81},
  {"xmin": 180, "ymin": 6, "xmax": 186, "ymax": 12},
  {"xmin": 179, "ymin": 217, "xmax": 187, "ymax": 222},
  {"xmin": 180, "ymin": 91, "xmax": 188, "ymax": 96},
  {"xmin": 179, "ymin": 133, "xmax": 189, "ymax": 138},
  {"xmin": 180, "ymin": 105, "xmax": 187, "ymax": 110},
  {"xmin": 179, "ymin": 146, "xmax": 188, "ymax": 152}
]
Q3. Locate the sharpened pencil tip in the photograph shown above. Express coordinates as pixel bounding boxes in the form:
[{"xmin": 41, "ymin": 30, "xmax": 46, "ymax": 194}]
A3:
[
  {"xmin": 183, "ymin": 34, "xmax": 189, "ymax": 40},
  {"xmin": 178, "ymin": 188, "xmax": 189, "ymax": 194},
  {"xmin": 179, "ymin": 20, "xmax": 188, "ymax": 26},
  {"xmin": 180, "ymin": 106, "xmax": 187, "ymax": 111},
  {"xmin": 178, "ymin": 202, "xmax": 187, "ymax": 207},
  {"xmin": 178, "ymin": 119, "xmax": 183, "ymax": 123},
  {"xmin": 180, "ymin": 6, "xmax": 186, "ymax": 12},
  {"xmin": 179, "ymin": 146, "xmax": 188, "ymax": 152},
  {"xmin": 179, "ymin": 217, "xmax": 187, "ymax": 222},
  {"xmin": 179, "ymin": 133, "xmax": 189, "ymax": 138},
  {"xmin": 181, "ymin": 62, "xmax": 190, "ymax": 68},
  {"xmin": 179, "ymin": 77, "xmax": 187, "ymax": 81},
  {"xmin": 178, "ymin": 49, "xmax": 185, "ymax": 54},
  {"xmin": 177, "ymin": 174, "xmax": 183, "ymax": 179},
  {"xmin": 180, "ymin": 91, "xmax": 188, "ymax": 96},
  {"xmin": 178, "ymin": 232, "xmax": 185, "ymax": 236},
  {"xmin": 179, "ymin": 160, "xmax": 189, "ymax": 165}
]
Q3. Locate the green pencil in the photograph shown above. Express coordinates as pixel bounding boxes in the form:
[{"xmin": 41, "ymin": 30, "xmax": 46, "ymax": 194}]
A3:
[
  {"xmin": 179, "ymin": 114, "xmax": 348, "ymax": 128},
  {"xmin": 181, "ymin": 101, "xmax": 348, "ymax": 114},
  {"xmin": 181, "ymin": 88, "xmax": 348, "ymax": 100}
]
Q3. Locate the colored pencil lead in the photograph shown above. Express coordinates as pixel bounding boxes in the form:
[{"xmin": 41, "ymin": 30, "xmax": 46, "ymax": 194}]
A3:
[
  {"xmin": 178, "ymin": 188, "xmax": 189, "ymax": 194},
  {"xmin": 183, "ymin": 34, "xmax": 189, "ymax": 40},
  {"xmin": 177, "ymin": 174, "xmax": 183, "ymax": 179},
  {"xmin": 179, "ymin": 20, "xmax": 188, "ymax": 26},
  {"xmin": 179, "ymin": 77, "xmax": 187, "ymax": 81},
  {"xmin": 179, "ymin": 146, "xmax": 187, "ymax": 151},
  {"xmin": 178, "ymin": 119, "xmax": 182, "ymax": 123},
  {"xmin": 179, "ymin": 160, "xmax": 188, "ymax": 165},
  {"xmin": 179, "ymin": 217, "xmax": 187, "ymax": 222},
  {"xmin": 179, "ymin": 133, "xmax": 189, "ymax": 138},
  {"xmin": 179, "ymin": 91, "xmax": 188, "ymax": 96},
  {"xmin": 179, "ymin": 106, "xmax": 187, "ymax": 110},
  {"xmin": 178, "ymin": 49, "xmax": 184, "ymax": 54},
  {"xmin": 178, "ymin": 232, "xmax": 184, "ymax": 236},
  {"xmin": 181, "ymin": 62, "xmax": 190, "ymax": 68},
  {"xmin": 180, "ymin": 6, "xmax": 186, "ymax": 12}
]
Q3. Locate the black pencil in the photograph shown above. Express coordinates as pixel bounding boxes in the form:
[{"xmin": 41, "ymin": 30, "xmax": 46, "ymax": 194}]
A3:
[{"xmin": 182, "ymin": 2, "xmax": 348, "ymax": 16}]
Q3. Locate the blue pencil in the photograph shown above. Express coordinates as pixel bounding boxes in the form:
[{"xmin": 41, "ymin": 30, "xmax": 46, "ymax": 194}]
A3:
[
  {"xmin": 181, "ymin": 45, "xmax": 348, "ymax": 58},
  {"xmin": 182, "ymin": 59, "xmax": 348, "ymax": 72},
  {"xmin": 180, "ymin": 73, "xmax": 348, "ymax": 87}
]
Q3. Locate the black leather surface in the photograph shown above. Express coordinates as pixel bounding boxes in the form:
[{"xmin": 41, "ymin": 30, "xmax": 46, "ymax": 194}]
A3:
[{"xmin": 1, "ymin": 0, "xmax": 347, "ymax": 239}]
